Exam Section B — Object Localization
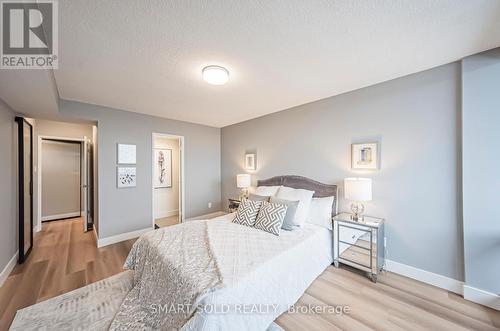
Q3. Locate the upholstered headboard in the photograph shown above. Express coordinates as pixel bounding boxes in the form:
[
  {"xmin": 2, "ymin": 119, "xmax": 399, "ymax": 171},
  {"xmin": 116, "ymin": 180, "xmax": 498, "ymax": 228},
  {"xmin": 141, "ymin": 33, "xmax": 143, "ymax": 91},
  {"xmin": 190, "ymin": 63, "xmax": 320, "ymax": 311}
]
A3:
[{"xmin": 256, "ymin": 175, "xmax": 338, "ymax": 216}]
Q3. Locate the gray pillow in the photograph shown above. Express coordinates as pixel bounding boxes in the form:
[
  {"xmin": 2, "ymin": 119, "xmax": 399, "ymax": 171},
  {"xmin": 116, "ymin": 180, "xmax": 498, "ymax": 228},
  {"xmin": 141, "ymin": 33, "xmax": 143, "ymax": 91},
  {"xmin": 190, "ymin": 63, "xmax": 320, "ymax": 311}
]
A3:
[
  {"xmin": 248, "ymin": 193, "xmax": 270, "ymax": 202},
  {"xmin": 270, "ymin": 196, "xmax": 299, "ymax": 230}
]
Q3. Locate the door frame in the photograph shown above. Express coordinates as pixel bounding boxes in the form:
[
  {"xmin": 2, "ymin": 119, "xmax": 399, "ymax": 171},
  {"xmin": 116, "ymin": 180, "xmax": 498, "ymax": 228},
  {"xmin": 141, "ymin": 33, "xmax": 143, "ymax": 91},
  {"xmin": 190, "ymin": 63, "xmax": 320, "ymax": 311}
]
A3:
[
  {"xmin": 15, "ymin": 117, "xmax": 33, "ymax": 263},
  {"xmin": 151, "ymin": 133, "xmax": 185, "ymax": 228},
  {"xmin": 37, "ymin": 135, "xmax": 86, "ymax": 232}
]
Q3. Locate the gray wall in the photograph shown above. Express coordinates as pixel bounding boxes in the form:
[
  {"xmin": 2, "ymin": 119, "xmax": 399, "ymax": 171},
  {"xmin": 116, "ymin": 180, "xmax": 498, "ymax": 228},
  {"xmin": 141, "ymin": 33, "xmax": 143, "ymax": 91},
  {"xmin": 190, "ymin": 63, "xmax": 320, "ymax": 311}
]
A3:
[
  {"xmin": 59, "ymin": 100, "xmax": 221, "ymax": 239},
  {"xmin": 222, "ymin": 63, "xmax": 463, "ymax": 281},
  {"xmin": 462, "ymin": 49, "xmax": 500, "ymax": 294},
  {"xmin": 0, "ymin": 100, "xmax": 17, "ymax": 273}
]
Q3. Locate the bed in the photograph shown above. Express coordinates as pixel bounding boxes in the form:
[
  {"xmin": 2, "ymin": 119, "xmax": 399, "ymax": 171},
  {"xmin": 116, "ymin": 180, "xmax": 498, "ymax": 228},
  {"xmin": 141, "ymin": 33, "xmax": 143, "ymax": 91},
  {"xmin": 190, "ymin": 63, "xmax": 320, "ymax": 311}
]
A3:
[{"xmin": 110, "ymin": 176, "xmax": 338, "ymax": 330}]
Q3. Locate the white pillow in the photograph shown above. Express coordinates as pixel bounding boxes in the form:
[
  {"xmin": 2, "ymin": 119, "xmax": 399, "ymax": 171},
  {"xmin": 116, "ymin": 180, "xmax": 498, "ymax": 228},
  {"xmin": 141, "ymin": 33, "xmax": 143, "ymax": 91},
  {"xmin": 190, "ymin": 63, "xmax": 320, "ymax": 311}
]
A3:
[
  {"xmin": 275, "ymin": 186, "xmax": 314, "ymax": 227},
  {"xmin": 253, "ymin": 185, "xmax": 281, "ymax": 197},
  {"xmin": 307, "ymin": 196, "xmax": 334, "ymax": 230}
]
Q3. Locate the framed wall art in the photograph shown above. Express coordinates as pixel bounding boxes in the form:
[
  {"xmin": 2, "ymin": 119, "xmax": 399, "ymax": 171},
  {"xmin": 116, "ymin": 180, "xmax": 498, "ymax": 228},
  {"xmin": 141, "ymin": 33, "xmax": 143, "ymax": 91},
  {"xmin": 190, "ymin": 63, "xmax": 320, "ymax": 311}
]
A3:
[
  {"xmin": 117, "ymin": 144, "xmax": 136, "ymax": 164},
  {"xmin": 245, "ymin": 153, "xmax": 256, "ymax": 170},
  {"xmin": 117, "ymin": 167, "xmax": 137, "ymax": 188},
  {"xmin": 351, "ymin": 142, "xmax": 378, "ymax": 170},
  {"xmin": 154, "ymin": 148, "xmax": 172, "ymax": 188}
]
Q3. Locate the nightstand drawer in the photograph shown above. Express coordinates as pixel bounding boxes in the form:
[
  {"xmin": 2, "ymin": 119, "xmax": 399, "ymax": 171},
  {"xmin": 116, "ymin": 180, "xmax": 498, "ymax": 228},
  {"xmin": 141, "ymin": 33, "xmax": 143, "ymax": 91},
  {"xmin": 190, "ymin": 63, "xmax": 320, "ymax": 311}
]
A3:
[
  {"xmin": 339, "ymin": 245, "xmax": 374, "ymax": 270},
  {"xmin": 338, "ymin": 222, "xmax": 372, "ymax": 250}
]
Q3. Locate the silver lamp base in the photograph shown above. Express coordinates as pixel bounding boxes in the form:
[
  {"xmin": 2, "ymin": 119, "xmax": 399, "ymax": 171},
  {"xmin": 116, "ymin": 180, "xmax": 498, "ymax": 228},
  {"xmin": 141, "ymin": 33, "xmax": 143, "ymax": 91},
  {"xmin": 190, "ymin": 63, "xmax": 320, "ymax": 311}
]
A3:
[
  {"xmin": 238, "ymin": 188, "xmax": 249, "ymax": 201},
  {"xmin": 350, "ymin": 202, "xmax": 365, "ymax": 221}
]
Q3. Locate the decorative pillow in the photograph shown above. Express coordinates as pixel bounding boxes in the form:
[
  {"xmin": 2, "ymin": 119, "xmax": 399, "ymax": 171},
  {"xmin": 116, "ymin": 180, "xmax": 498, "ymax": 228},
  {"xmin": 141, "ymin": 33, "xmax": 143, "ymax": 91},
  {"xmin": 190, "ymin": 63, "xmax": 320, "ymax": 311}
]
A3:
[
  {"xmin": 233, "ymin": 199, "xmax": 263, "ymax": 227},
  {"xmin": 306, "ymin": 196, "xmax": 335, "ymax": 230},
  {"xmin": 254, "ymin": 201, "xmax": 288, "ymax": 236},
  {"xmin": 275, "ymin": 186, "xmax": 314, "ymax": 227},
  {"xmin": 269, "ymin": 196, "xmax": 299, "ymax": 231},
  {"xmin": 248, "ymin": 193, "xmax": 270, "ymax": 202},
  {"xmin": 253, "ymin": 185, "xmax": 281, "ymax": 197}
]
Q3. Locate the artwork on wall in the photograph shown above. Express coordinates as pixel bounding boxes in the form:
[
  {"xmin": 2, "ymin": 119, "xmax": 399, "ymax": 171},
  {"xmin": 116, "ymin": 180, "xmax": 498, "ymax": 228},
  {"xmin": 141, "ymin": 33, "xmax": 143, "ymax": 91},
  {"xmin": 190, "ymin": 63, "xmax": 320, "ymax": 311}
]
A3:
[
  {"xmin": 154, "ymin": 148, "xmax": 172, "ymax": 188},
  {"xmin": 117, "ymin": 144, "xmax": 136, "ymax": 164},
  {"xmin": 245, "ymin": 153, "xmax": 256, "ymax": 170},
  {"xmin": 117, "ymin": 167, "xmax": 137, "ymax": 188},
  {"xmin": 352, "ymin": 142, "xmax": 378, "ymax": 170}
]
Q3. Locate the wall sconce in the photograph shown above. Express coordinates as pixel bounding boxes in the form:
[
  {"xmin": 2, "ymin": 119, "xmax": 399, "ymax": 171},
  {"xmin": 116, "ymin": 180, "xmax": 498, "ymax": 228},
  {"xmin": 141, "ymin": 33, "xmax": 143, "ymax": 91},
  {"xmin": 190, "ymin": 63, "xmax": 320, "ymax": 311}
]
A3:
[{"xmin": 245, "ymin": 153, "xmax": 256, "ymax": 170}]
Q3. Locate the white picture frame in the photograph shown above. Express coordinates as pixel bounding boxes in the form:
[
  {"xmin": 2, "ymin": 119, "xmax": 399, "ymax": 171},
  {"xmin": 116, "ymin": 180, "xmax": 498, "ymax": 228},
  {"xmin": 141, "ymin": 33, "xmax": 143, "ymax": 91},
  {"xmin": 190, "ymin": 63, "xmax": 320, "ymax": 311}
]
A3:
[
  {"xmin": 117, "ymin": 167, "xmax": 136, "ymax": 188},
  {"xmin": 117, "ymin": 144, "xmax": 136, "ymax": 164},
  {"xmin": 154, "ymin": 148, "xmax": 172, "ymax": 188},
  {"xmin": 245, "ymin": 153, "xmax": 256, "ymax": 170},
  {"xmin": 351, "ymin": 143, "xmax": 378, "ymax": 170}
]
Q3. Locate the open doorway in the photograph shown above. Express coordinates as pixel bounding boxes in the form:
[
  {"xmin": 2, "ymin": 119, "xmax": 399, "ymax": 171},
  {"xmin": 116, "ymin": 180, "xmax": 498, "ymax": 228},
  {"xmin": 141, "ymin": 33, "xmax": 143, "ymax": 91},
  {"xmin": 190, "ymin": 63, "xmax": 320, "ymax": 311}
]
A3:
[
  {"xmin": 152, "ymin": 133, "xmax": 184, "ymax": 229},
  {"xmin": 33, "ymin": 118, "xmax": 98, "ymax": 235},
  {"xmin": 37, "ymin": 136, "xmax": 93, "ymax": 232},
  {"xmin": 40, "ymin": 139, "xmax": 82, "ymax": 222}
]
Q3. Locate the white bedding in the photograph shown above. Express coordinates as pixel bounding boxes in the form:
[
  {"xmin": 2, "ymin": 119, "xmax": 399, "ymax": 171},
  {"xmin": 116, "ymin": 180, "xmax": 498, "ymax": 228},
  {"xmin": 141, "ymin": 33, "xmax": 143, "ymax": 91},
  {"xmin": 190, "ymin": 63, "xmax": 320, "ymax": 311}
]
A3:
[{"xmin": 182, "ymin": 212, "xmax": 333, "ymax": 330}]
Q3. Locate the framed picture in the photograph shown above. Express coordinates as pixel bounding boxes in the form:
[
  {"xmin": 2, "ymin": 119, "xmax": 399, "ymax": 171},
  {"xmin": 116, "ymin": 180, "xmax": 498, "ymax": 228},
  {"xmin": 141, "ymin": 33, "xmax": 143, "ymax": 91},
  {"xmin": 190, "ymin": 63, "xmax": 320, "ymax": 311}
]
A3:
[
  {"xmin": 117, "ymin": 144, "xmax": 136, "ymax": 164},
  {"xmin": 117, "ymin": 167, "xmax": 136, "ymax": 188},
  {"xmin": 154, "ymin": 148, "xmax": 172, "ymax": 188},
  {"xmin": 245, "ymin": 153, "xmax": 256, "ymax": 170},
  {"xmin": 352, "ymin": 143, "xmax": 378, "ymax": 170}
]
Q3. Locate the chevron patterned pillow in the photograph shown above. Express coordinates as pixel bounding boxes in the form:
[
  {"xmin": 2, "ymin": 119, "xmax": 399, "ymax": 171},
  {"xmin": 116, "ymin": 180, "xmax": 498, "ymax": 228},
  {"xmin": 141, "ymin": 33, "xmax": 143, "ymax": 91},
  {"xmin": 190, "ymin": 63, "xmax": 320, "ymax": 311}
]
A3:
[
  {"xmin": 254, "ymin": 201, "xmax": 288, "ymax": 236},
  {"xmin": 233, "ymin": 199, "xmax": 263, "ymax": 227}
]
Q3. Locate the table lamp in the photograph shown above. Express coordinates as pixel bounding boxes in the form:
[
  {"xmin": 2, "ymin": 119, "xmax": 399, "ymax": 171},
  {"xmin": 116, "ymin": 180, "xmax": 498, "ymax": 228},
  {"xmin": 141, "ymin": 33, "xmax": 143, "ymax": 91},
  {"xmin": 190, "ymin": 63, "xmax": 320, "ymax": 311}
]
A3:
[
  {"xmin": 237, "ymin": 174, "xmax": 251, "ymax": 200},
  {"xmin": 344, "ymin": 177, "xmax": 372, "ymax": 221}
]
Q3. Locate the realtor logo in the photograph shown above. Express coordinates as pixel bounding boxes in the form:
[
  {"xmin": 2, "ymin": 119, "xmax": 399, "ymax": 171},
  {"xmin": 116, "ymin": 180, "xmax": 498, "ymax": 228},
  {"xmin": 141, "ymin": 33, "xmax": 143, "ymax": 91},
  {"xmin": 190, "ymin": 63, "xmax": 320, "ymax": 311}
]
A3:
[{"xmin": 1, "ymin": 0, "xmax": 58, "ymax": 69}]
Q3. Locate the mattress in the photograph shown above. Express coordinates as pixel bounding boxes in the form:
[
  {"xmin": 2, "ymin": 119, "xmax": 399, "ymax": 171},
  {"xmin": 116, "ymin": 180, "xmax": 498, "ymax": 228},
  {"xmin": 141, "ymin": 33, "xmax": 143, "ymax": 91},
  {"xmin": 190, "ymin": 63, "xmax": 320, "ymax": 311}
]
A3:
[{"xmin": 182, "ymin": 213, "xmax": 333, "ymax": 330}]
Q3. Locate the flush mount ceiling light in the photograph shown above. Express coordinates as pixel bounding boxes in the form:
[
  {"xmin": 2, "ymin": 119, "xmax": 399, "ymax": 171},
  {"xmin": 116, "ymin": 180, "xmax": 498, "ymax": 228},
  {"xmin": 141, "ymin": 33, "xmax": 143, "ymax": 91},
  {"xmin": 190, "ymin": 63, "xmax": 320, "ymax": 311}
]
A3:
[{"xmin": 202, "ymin": 65, "xmax": 229, "ymax": 85}]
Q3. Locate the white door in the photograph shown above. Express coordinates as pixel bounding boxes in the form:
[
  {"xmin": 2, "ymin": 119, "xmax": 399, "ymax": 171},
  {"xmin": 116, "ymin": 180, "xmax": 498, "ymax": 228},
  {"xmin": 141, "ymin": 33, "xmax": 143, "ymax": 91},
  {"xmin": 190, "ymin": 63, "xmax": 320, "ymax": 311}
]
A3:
[{"xmin": 82, "ymin": 139, "xmax": 88, "ymax": 232}]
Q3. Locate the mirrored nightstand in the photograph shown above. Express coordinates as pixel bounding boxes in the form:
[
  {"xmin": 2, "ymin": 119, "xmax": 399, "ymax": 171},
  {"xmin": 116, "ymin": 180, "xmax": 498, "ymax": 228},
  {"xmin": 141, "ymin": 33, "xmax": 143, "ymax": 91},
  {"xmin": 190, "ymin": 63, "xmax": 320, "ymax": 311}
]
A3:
[
  {"xmin": 333, "ymin": 212, "xmax": 385, "ymax": 282},
  {"xmin": 228, "ymin": 198, "xmax": 241, "ymax": 212}
]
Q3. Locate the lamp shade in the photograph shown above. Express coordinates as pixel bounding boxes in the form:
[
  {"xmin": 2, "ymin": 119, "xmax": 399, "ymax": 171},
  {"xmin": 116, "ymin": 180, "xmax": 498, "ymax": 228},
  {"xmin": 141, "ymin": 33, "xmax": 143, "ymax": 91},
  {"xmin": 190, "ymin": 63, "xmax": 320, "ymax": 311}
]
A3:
[
  {"xmin": 236, "ymin": 174, "xmax": 251, "ymax": 188},
  {"xmin": 344, "ymin": 178, "xmax": 372, "ymax": 201}
]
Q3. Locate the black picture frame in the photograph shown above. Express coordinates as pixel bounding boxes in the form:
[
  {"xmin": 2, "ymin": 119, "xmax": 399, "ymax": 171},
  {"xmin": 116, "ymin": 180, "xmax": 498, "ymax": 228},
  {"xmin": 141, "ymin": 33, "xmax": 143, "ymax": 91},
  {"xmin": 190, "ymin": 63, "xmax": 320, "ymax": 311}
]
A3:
[{"xmin": 16, "ymin": 117, "xmax": 33, "ymax": 264}]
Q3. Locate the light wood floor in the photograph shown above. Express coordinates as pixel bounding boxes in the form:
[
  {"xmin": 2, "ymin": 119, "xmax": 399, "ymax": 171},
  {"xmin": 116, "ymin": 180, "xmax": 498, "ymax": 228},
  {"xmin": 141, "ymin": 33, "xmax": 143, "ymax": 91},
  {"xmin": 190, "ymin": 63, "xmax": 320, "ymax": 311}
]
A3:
[
  {"xmin": 155, "ymin": 215, "xmax": 179, "ymax": 228},
  {"xmin": 1, "ymin": 218, "xmax": 499, "ymax": 331},
  {"xmin": 0, "ymin": 218, "xmax": 134, "ymax": 331}
]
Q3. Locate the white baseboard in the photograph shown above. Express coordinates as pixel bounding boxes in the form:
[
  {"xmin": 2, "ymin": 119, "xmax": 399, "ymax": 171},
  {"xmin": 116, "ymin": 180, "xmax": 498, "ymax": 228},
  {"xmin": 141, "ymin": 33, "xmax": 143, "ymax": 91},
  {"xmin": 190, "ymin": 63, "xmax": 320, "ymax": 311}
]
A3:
[
  {"xmin": 463, "ymin": 285, "xmax": 500, "ymax": 311},
  {"xmin": 155, "ymin": 209, "xmax": 179, "ymax": 219},
  {"xmin": 385, "ymin": 259, "xmax": 464, "ymax": 295},
  {"xmin": 97, "ymin": 227, "xmax": 152, "ymax": 248},
  {"xmin": 0, "ymin": 251, "xmax": 18, "ymax": 288},
  {"xmin": 41, "ymin": 211, "xmax": 81, "ymax": 222}
]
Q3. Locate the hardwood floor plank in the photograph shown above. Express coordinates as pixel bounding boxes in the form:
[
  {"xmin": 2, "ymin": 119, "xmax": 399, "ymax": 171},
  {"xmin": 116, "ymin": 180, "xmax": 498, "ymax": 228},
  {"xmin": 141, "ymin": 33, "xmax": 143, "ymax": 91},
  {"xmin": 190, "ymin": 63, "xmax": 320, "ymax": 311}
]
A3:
[
  {"xmin": 297, "ymin": 292, "xmax": 373, "ymax": 331},
  {"xmin": 276, "ymin": 308, "xmax": 342, "ymax": 331},
  {"xmin": 1, "ymin": 260, "xmax": 49, "ymax": 329}
]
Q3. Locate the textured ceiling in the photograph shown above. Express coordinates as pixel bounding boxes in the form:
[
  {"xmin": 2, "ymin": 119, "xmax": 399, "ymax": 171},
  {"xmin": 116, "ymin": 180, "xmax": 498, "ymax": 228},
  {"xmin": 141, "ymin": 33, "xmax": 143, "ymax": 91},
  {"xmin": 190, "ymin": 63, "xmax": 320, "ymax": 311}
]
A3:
[{"xmin": 54, "ymin": 0, "xmax": 500, "ymax": 127}]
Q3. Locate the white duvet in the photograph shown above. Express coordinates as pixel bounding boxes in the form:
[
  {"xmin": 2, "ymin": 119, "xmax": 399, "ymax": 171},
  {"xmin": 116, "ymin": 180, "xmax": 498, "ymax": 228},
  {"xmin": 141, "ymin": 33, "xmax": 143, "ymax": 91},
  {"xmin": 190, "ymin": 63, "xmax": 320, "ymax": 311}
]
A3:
[{"xmin": 182, "ymin": 213, "xmax": 333, "ymax": 330}]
